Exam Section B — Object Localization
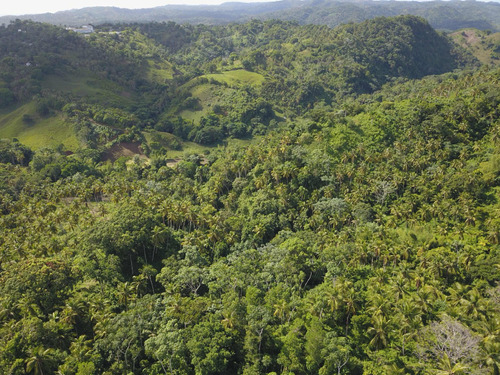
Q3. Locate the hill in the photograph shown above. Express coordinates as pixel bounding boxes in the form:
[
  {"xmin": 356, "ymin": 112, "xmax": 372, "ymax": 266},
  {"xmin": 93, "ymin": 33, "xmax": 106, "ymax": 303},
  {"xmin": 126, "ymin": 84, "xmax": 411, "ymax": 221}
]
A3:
[
  {"xmin": 0, "ymin": 16, "xmax": 474, "ymax": 152},
  {"xmin": 0, "ymin": 56, "xmax": 499, "ymax": 374},
  {"xmin": 451, "ymin": 28, "xmax": 500, "ymax": 66},
  {"xmin": 259, "ymin": 0, "xmax": 500, "ymax": 31},
  {"xmin": 1, "ymin": 0, "xmax": 500, "ymax": 31}
]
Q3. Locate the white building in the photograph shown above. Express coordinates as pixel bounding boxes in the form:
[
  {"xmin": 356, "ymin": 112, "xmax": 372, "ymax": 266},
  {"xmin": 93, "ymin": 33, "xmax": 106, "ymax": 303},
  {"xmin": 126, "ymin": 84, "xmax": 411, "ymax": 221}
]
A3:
[{"xmin": 67, "ymin": 25, "xmax": 94, "ymax": 34}]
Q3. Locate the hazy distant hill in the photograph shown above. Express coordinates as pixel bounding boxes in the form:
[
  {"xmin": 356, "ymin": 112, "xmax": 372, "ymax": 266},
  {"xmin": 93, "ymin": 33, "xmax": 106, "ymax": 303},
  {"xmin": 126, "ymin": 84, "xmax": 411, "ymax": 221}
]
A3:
[
  {"xmin": 1, "ymin": 0, "xmax": 499, "ymax": 31},
  {"xmin": 0, "ymin": 2, "xmax": 294, "ymax": 26},
  {"xmin": 258, "ymin": 0, "xmax": 500, "ymax": 31}
]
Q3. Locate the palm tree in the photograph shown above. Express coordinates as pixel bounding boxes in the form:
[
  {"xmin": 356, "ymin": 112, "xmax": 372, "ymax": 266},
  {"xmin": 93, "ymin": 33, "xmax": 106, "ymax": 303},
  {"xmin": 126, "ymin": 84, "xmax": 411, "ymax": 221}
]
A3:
[
  {"xmin": 367, "ymin": 293, "xmax": 389, "ymax": 318},
  {"xmin": 395, "ymin": 298, "xmax": 422, "ymax": 355},
  {"xmin": 25, "ymin": 347, "xmax": 54, "ymax": 375},
  {"xmin": 435, "ymin": 354, "xmax": 467, "ymax": 375},
  {"xmin": 367, "ymin": 314, "xmax": 389, "ymax": 350},
  {"xmin": 273, "ymin": 299, "xmax": 288, "ymax": 322},
  {"xmin": 344, "ymin": 291, "xmax": 356, "ymax": 335},
  {"xmin": 221, "ymin": 310, "xmax": 236, "ymax": 330},
  {"xmin": 326, "ymin": 289, "xmax": 341, "ymax": 313},
  {"xmin": 60, "ymin": 300, "xmax": 84, "ymax": 326},
  {"xmin": 447, "ymin": 283, "xmax": 470, "ymax": 310},
  {"xmin": 482, "ymin": 333, "xmax": 500, "ymax": 375},
  {"xmin": 117, "ymin": 282, "xmax": 136, "ymax": 308}
]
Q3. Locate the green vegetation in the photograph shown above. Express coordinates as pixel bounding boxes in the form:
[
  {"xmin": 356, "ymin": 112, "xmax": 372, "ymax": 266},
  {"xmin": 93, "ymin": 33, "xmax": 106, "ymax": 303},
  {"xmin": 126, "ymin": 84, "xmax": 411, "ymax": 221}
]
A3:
[
  {"xmin": 451, "ymin": 29, "xmax": 500, "ymax": 66},
  {"xmin": 177, "ymin": 71, "xmax": 266, "ymax": 122},
  {"xmin": 1, "ymin": 0, "xmax": 500, "ymax": 32},
  {"xmin": 147, "ymin": 59, "xmax": 174, "ymax": 82},
  {"xmin": 0, "ymin": 15, "xmax": 500, "ymax": 375},
  {"xmin": 0, "ymin": 103, "xmax": 79, "ymax": 149},
  {"xmin": 2, "ymin": 16, "xmax": 469, "ymax": 150},
  {"xmin": 205, "ymin": 70, "xmax": 266, "ymax": 87},
  {"xmin": 42, "ymin": 72, "xmax": 135, "ymax": 108}
]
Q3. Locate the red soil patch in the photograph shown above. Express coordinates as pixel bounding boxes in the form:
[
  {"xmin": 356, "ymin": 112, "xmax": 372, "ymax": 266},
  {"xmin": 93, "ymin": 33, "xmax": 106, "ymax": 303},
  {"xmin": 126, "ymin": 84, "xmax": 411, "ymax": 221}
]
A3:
[
  {"xmin": 166, "ymin": 158, "xmax": 182, "ymax": 167},
  {"xmin": 102, "ymin": 141, "xmax": 144, "ymax": 162}
]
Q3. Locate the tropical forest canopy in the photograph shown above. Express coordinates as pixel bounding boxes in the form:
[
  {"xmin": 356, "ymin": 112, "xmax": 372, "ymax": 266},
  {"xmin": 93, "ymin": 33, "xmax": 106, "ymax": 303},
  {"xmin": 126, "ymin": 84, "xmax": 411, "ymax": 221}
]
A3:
[{"xmin": 0, "ymin": 14, "xmax": 499, "ymax": 375}]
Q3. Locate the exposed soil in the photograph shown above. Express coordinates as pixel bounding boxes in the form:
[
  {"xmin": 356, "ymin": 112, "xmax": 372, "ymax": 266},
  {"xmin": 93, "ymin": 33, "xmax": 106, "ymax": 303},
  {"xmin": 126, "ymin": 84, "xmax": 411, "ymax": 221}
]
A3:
[
  {"xmin": 102, "ymin": 141, "xmax": 144, "ymax": 162},
  {"xmin": 166, "ymin": 158, "xmax": 181, "ymax": 167}
]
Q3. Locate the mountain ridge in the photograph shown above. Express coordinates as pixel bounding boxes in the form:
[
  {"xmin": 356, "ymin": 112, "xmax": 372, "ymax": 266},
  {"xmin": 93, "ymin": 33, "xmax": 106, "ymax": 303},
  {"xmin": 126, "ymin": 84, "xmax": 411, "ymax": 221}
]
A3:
[{"xmin": 1, "ymin": 0, "xmax": 499, "ymax": 31}]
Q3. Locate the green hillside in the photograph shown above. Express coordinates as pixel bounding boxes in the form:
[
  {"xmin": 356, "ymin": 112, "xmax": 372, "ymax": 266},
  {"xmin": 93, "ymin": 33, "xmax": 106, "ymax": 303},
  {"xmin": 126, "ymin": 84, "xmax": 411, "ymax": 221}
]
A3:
[
  {"xmin": 178, "ymin": 71, "xmax": 266, "ymax": 123},
  {"xmin": 42, "ymin": 72, "xmax": 136, "ymax": 107},
  {"xmin": 204, "ymin": 70, "xmax": 266, "ymax": 87},
  {"xmin": 0, "ymin": 103, "xmax": 79, "ymax": 149},
  {"xmin": 0, "ymin": 61, "xmax": 499, "ymax": 374},
  {"xmin": 0, "ymin": 16, "xmax": 473, "ymax": 153},
  {"xmin": 451, "ymin": 28, "xmax": 500, "ymax": 66}
]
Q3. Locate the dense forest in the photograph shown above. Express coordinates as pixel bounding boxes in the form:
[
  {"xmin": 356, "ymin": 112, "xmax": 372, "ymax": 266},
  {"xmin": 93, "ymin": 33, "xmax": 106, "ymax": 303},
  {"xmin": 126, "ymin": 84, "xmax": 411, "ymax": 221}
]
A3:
[{"xmin": 0, "ymin": 14, "xmax": 500, "ymax": 375}]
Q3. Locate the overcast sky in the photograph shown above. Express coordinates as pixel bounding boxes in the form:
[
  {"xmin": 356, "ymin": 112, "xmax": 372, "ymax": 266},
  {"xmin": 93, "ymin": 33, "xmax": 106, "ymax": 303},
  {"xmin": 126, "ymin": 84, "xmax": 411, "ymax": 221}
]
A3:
[{"xmin": 1, "ymin": 0, "xmax": 274, "ymax": 16}]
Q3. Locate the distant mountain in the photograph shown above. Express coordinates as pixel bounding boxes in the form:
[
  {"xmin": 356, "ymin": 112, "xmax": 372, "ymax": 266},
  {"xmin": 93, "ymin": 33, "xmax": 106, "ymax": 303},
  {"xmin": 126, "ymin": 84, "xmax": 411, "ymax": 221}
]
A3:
[
  {"xmin": 0, "ymin": 0, "xmax": 499, "ymax": 31},
  {"xmin": 258, "ymin": 0, "xmax": 500, "ymax": 31},
  {"xmin": 0, "ymin": 2, "xmax": 295, "ymax": 27}
]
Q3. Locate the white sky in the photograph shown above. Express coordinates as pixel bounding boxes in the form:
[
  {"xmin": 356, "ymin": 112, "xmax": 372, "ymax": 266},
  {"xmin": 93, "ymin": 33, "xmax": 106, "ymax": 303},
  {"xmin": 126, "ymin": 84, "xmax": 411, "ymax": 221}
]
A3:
[{"xmin": 1, "ymin": 0, "xmax": 273, "ymax": 16}]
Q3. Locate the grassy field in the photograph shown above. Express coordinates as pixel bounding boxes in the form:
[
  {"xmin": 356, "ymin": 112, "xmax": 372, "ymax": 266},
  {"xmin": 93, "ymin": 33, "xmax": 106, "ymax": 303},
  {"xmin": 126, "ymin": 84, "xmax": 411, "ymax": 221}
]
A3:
[
  {"xmin": 43, "ymin": 71, "xmax": 135, "ymax": 108},
  {"xmin": 179, "ymin": 83, "xmax": 215, "ymax": 122},
  {"xmin": 143, "ymin": 130, "xmax": 211, "ymax": 159},
  {"xmin": 147, "ymin": 59, "xmax": 174, "ymax": 83},
  {"xmin": 0, "ymin": 66, "xmax": 266, "ymax": 153},
  {"xmin": 178, "ymin": 109, "xmax": 205, "ymax": 123},
  {"xmin": 166, "ymin": 137, "xmax": 257, "ymax": 159},
  {"xmin": 204, "ymin": 69, "xmax": 265, "ymax": 87},
  {"xmin": 0, "ymin": 102, "xmax": 79, "ymax": 150},
  {"xmin": 167, "ymin": 141, "xmax": 211, "ymax": 159}
]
